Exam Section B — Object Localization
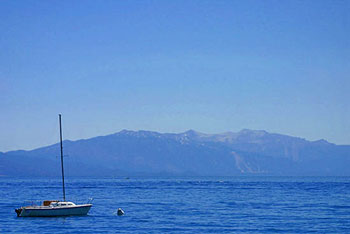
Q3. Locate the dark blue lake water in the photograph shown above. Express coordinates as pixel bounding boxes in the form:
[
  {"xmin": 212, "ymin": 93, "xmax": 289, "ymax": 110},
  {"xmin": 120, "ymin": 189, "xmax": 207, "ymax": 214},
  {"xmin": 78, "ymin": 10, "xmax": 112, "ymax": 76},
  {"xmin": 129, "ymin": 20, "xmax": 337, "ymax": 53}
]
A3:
[{"xmin": 1, "ymin": 176, "xmax": 350, "ymax": 233}]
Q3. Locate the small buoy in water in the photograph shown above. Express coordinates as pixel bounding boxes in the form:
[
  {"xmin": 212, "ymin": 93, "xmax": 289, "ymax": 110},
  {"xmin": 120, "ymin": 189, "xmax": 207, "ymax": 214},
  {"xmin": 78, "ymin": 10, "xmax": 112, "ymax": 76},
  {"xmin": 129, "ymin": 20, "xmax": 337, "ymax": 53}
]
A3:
[{"xmin": 117, "ymin": 208, "xmax": 124, "ymax": 216}]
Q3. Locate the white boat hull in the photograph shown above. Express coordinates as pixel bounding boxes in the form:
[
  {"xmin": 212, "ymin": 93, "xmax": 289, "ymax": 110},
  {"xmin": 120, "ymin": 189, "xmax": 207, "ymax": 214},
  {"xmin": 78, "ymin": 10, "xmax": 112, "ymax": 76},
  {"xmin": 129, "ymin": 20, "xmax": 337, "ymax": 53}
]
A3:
[{"xmin": 16, "ymin": 204, "xmax": 92, "ymax": 217}]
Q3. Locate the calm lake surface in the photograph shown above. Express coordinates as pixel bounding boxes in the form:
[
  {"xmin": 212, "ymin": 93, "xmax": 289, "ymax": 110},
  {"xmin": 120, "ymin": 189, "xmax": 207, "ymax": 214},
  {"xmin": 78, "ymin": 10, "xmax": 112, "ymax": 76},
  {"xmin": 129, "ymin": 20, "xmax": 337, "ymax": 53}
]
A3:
[{"xmin": 1, "ymin": 176, "xmax": 350, "ymax": 233}]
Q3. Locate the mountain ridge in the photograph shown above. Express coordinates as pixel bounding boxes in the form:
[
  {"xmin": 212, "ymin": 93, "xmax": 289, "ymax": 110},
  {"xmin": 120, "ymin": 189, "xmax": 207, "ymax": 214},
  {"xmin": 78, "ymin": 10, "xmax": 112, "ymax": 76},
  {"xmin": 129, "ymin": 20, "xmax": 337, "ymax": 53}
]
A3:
[{"xmin": 1, "ymin": 129, "xmax": 349, "ymax": 176}]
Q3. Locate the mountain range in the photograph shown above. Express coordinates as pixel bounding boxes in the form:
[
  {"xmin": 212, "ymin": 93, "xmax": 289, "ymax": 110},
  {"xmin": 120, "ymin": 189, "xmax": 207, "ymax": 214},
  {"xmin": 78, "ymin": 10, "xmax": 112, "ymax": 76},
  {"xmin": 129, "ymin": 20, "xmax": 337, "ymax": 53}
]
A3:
[{"xmin": 1, "ymin": 129, "xmax": 350, "ymax": 176}]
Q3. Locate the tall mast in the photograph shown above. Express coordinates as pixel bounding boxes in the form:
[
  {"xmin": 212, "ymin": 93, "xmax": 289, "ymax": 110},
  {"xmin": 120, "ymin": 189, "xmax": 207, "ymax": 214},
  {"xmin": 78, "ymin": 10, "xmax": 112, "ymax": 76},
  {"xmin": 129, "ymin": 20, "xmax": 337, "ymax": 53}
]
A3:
[{"xmin": 59, "ymin": 114, "xmax": 66, "ymax": 201}]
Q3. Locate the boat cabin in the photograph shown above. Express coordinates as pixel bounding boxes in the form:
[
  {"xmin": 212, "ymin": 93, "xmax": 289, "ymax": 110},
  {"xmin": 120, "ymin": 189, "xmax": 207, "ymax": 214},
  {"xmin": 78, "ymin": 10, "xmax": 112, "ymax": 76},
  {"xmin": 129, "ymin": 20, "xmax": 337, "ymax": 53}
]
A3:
[
  {"xmin": 43, "ymin": 200, "xmax": 59, "ymax": 206},
  {"xmin": 50, "ymin": 201, "xmax": 76, "ymax": 207}
]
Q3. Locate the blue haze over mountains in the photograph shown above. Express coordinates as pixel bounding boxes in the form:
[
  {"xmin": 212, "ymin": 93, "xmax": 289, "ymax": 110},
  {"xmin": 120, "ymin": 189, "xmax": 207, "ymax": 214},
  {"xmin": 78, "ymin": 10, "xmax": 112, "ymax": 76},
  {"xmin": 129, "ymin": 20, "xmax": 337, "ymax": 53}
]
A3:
[{"xmin": 1, "ymin": 129, "xmax": 349, "ymax": 176}]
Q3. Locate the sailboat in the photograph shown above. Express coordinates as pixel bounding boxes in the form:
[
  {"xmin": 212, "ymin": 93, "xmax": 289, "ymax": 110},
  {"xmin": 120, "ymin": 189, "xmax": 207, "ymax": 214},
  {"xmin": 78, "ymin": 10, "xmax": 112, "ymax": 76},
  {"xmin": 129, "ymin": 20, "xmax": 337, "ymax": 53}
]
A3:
[{"xmin": 15, "ymin": 114, "xmax": 92, "ymax": 217}]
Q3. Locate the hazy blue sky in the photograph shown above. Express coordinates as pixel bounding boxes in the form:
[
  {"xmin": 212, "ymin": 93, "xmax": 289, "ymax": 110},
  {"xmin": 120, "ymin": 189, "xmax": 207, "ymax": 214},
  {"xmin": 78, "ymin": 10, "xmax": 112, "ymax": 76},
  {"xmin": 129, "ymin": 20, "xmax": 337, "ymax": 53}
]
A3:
[{"xmin": 1, "ymin": 0, "xmax": 349, "ymax": 151}]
